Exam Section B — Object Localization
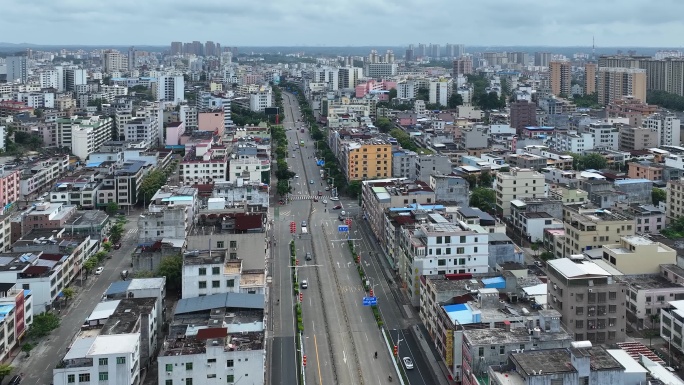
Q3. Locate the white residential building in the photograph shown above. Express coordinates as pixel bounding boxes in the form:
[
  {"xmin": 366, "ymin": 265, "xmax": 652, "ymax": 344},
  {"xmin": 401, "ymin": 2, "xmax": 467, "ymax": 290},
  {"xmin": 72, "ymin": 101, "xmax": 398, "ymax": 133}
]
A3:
[
  {"xmin": 553, "ymin": 132, "xmax": 594, "ymax": 153},
  {"xmin": 182, "ymin": 252, "xmax": 266, "ymax": 299},
  {"xmin": 124, "ymin": 117, "xmax": 159, "ymax": 147},
  {"xmin": 180, "ymin": 141, "xmax": 229, "ymax": 185},
  {"xmin": 56, "ymin": 116, "xmax": 113, "ymax": 159},
  {"xmin": 645, "ymin": 113, "xmax": 681, "ymax": 147},
  {"xmin": 156, "ymin": 75, "xmax": 184, "ymax": 104},
  {"xmin": 39, "ymin": 69, "xmax": 60, "ymax": 89},
  {"xmin": 228, "ymin": 156, "xmax": 270, "ymax": 184},
  {"xmin": 248, "ymin": 90, "xmax": 272, "ymax": 112},
  {"xmin": 495, "ymin": 168, "xmax": 547, "ymax": 217},
  {"xmin": 429, "ymin": 78, "xmax": 452, "ymax": 107},
  {"xmin": 53, "ymin": 334, "xmax": 141, "ymax": 385},
  {"xmin": 588, "ymin": 121, "xmax": 619, "ymax": 150},
  {"xmin": 19, "ymin": 155, "xmax": 70, "ymax": 196},
  {"xmin": 401, "ymin": 213, "xmax": 489, "ymax": 305}
]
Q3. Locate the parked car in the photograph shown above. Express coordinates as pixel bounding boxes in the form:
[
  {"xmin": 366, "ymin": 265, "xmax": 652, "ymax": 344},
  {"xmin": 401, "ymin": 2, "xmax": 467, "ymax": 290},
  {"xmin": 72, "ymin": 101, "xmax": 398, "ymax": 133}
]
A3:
[
  {"xmin": 114, "ymin": 243, "xmax": 122, "ymax": 250},
  {"xmin": 95, "ymin": 267, "xmax": 104, "ymax": 275},
  {"xmin": 8, "ymin": 375, "xmax": 21, "ymax": 385}
]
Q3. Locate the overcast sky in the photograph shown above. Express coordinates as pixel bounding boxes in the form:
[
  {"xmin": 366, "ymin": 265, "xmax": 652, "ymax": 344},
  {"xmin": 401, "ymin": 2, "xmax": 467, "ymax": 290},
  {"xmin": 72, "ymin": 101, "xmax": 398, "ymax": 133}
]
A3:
[{"xmin": 2, "ymin": 0, "xmax": 683, "ymax": 47}]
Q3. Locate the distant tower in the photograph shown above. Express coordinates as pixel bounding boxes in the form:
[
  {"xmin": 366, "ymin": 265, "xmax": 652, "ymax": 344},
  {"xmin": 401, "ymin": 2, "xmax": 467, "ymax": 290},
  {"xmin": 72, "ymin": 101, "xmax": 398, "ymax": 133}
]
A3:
[{"xmin": 592, "ymin": 36, "xmax": 595, "ymax": 62}]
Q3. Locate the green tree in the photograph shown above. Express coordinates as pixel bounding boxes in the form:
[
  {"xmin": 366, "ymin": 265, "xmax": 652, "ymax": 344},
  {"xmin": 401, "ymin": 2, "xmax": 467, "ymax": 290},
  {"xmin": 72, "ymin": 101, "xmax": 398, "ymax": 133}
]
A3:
[
  {"xmin": 22, "ymin": 342, "xmax": 34, "ymax": 357},
  {"xmin": 389, "ymin": 128, "xmax": 418, "ymax": 151},
  {"xmin": 276, "ymin": 180, "xmax": 292, "ymax": 196},
  {"xmin": 109, "ymin": 223, "xmax": 124, "ymax": 243},
  {"xmin": 83, "ymin": 257, "xmax": 98, "ymax": 278},
  {"xmin": 572, "ymin": 153, "xmax": 608, "ymax": 171},
  {"xmin": 102, "ymin": 241, "xmax": 112, "ymax": 252},
  {"xmin": 448, "ymin": 93, "xmax": 463, "ymax": 108},
  {"xmin": 469, "ymin": 187, "xmax": 496, "ymax": 213},
  {"xmin": 138, "ymin": 170, "xmax": 168, "ymax": 203},
  {"xmin": 28, "ymin": 313, "xmax": 60, "ymax": 339},
  {"xmin": 478, "ymin": 171, "xmax": 493, "ymax": 187},
  {"xmin": 347, "ymin": 181, "xmax": 362, "ymax": 199},
  {"xmin": 388, "ymin": 88, "xmax": 397, "ymax": 101},
  {"xmin": 572, "ymin": 93, "xmax": 599, "ymax": 108},
  {"xmin": 158, "ymin": 254, "xmax": 183, "ymax": 292},
  {"xmin": 647, "ymin": 90, "xmax": 684, "ymax": 111},
  {"xmin": 133, "ymin": 270, "xmax": 155, "ymax": 278},
  {"xmin": 87, "ymin": 98, "xmax": 104, "ymax": 112},
  {"xmin": 540, "ymin": 251, "xmax": 554, "ymax": 261},
  {"xmin": 62, "ymin": 287, "xmax": 75, "ymax": 306},
  {"xmin": 416, "ymin": 87, "xmax": 430, "ymax": 101},
  {"xmin": 0, "ymin": 363, "xmax": 13, "ymax": 384},
  {"xmin": 375, "ymin": 117, "xmax": 393, "ymax": 133},
  {"xmin": 106, "ymin": 202, "xmax": 119, "ymax": 215},
  {"xmin": 652, "ymin": 188, "xmax": 667, "ymax": 206}
]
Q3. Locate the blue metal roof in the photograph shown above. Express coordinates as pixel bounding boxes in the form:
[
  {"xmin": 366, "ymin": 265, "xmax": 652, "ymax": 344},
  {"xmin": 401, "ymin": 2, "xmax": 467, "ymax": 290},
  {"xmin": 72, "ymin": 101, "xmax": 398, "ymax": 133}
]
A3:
[
  {"xmin": 614, "ymin": 179, "xmax": 651, "ymax": 185},
  {"xmin": 105, "ymin": 280, "xmax": 131, "ymax": 296}
]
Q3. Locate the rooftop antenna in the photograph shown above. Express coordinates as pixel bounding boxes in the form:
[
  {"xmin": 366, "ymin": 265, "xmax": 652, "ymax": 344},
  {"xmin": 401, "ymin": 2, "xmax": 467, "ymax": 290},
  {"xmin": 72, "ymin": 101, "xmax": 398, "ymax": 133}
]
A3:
[{"xmin": 592, "ymin": 36, "xmax": 596, "ymax": 62}]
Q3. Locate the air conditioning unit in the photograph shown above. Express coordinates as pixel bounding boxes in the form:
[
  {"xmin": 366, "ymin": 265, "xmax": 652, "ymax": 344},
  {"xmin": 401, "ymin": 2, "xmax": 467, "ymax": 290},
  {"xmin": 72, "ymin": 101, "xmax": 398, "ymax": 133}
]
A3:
[{"xmin": 588, "ymin": 289, "xmax": 593, "ymax": 293}]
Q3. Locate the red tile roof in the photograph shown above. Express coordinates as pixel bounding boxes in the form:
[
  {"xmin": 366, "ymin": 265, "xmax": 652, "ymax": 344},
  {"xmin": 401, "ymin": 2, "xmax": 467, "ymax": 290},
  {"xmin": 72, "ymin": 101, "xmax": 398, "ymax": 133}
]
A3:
[{"xmin": 196, "ymin": 327, "xmax": 228, "ymax": 340}]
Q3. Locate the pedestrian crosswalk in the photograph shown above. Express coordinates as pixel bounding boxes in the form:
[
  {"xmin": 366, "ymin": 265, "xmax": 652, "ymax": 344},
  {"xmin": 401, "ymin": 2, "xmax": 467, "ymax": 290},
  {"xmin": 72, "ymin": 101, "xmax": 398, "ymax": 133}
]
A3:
[{"xmin": 289, "ymin": 195, "xmax": 333, "ymax": 201}]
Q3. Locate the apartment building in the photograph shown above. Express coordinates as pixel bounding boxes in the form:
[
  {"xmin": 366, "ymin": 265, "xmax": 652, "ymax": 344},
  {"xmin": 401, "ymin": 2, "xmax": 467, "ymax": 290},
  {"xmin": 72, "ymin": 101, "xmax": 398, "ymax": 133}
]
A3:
[
  {"xmin": 585, "ymin": 63, "xmax": 597, "ymax": 95},
  {"xmin": 429, "ymin": 175, "xmax": 469, "ymax": 207},
  {"xmin": 619, "ymin": 126, "xmax": 657, "ymax": 150},
  {"xmin": 562, "ymin": 206, "xmax": 635, "ymax": 257},
  {"xmin": 339, "ymin": 138, "xmax": 392, "ymax": 181},
  {"xmin": 138, "ymin": 206, "xmax": 190, "ymax": 245},
  {"xmin": 392, "ymin": 150, "xmax": 452, "ymax": 183},
  {"xmin": 56, "ymin": 116, "xmax": 113, "ymax": 159},
  {"xmin": 453, "ymin": 58, "xmax": 473, "ymax": 75},
  {"xmin": 156, "ymin": 75, "xmax": 184, "ymax": 104},
  {"xmin": 547, "ymin": 258, "xmax": 627, "ymax": 344},
  {"xmin": 361, "ymin": 179, "xmax": 435, "ymax": 259},
  {"xmin": 666, "ymin": 178, "xmax": 684, "ymax": 223},
  {"xmin": 97, "ymin": 161, "xmax": 149, "ymax": 208},
  {"xmin": 0, "ymin": 167, "xmax": 20, "ymax": 207},
  {"xmin": 53, "ymin": 334, "xmax": 140, "ymax": 385},
  {"xmin": 601, "ymin": 235, "xmax": 675, "ymax": 274},
  {"xmin": 0, "ymin": 284, "xmax": 33, "ymax": 362},
  {"xmin": 495, "ymin": 168, "xmax": 546, "ymax": 217},
  {"xmin": 157, "ymin": 294, "xmax": 265, "ymax": 385},
  {"xmin": 19, "ymin": 154, "xmax": 69, "ymax": 197},
  {"xmin": 587, "ymin": 121, "xmax": 620, "ymax": 150},
  {"xmin": 549, "ymin": 61, "xmax": 571, "ymax": 96},
  {"xmin": 401, "ymin": 214, "xmax": 489, "ymax": 304},
  {"xmin": 623, "ymin": 270, "xmax": 684, "ymax": 330},
  {"xmin": 180, "ymin": 140, "xmax": 229, "ymax": 185},
  {"xmin": 182, "ymin": 251, "xmax": 265, "ymax": 299},
  {"xmin": 645, "ymin": 113, "xmax": 681, "ymax": 147},
  {"xmin": 124, "ymin": 117, "xmax": 159, "ymax": 147},
  {"xmin": 509, "ymin": 100, "xmax": 537, "ymax": 131},
  {"xmin": 597, "ymin": 67, "xmax": 647, "ymax": 106},
  {"xmin": 429, "ymin": 78, "xmax": 452, "ymax": 107},
  {"xmin": 660, "ymin": 299, "xmax": 684, "ymax": 358}
]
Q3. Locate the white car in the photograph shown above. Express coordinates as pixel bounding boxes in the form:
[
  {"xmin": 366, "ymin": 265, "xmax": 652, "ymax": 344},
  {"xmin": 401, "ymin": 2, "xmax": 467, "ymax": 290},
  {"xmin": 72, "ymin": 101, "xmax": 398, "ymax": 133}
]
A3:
[
  {"xmin": 301, "ymin": 280, "xmax": 308, "ymax": 289},
  {"xmin": 95, "ymin": 267, "xmax": 104, "ymax": 275},
  {"xmin": 322, "ymin": 200, "xmax": 328, "ymax": 204},
  {"xmin": 295, "ymin": 175, "xmax": 299, "ymax": 178},
  {"xmin": 330, "ymin": 196, "xmax": 340, "ymax": 201},
  {"xmin": 403, "ymin": 357, "xmax": 414, "ymax": 370}
]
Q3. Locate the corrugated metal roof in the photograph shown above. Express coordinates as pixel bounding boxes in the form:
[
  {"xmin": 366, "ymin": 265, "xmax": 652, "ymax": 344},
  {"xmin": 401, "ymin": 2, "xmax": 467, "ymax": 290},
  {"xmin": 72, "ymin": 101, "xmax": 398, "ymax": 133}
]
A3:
[{"xmin": 174, "ymin": 292, "xmax": 264, "ymax": 315}]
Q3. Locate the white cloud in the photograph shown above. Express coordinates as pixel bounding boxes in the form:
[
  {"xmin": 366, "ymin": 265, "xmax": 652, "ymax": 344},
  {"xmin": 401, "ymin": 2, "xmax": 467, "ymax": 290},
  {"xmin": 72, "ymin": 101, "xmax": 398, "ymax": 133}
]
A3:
[{"xmin": 1, "ymin": 0, "xmax": 683, "ymax": 46}]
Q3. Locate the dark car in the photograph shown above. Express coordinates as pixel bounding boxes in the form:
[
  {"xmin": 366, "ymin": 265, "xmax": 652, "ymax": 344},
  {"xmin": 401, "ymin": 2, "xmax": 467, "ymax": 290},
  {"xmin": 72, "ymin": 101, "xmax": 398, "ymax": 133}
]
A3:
[
  {"xmin": 114, "ymin": 243, "xmax": 122, "ymax": 250},
  {"xmin": 305, "ymin": 252, "xmax": 312, "ymax": 261},
  {"xmin": 332, "ymin": 205, "xmax": 342, "ymax": 210},
  {"xmin": 8, "ymin": 375, "xmax": 21, "ymax": 385}
]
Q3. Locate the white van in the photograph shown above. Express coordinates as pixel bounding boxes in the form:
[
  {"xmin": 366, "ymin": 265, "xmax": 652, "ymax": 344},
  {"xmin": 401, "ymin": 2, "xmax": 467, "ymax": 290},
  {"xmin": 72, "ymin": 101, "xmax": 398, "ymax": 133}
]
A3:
[{"xmin": 302, "ymin": 227, "xmax": 308, "ymax": 234}]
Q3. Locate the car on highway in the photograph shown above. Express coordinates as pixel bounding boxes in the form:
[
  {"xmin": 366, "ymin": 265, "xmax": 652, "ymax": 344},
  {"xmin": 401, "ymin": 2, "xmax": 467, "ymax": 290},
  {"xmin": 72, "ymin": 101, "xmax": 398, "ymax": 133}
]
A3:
[
  {"xmin": 295, "ymin": 174, "xmax": 299, "ymax": 178},
  {"xmin": 301, "ymin": 280, "xmax": 308, "ymax": 289},
  {"xmin": 305, "ymin": 252, "xmax": 312, "ymax": 261},
  {"xmin": 301, "ymin": 220, "xmax": 307, "ymax": 227},
  {"xmin": 309, "ymin": 179, "xmax": 314, "ymax": 184},
  {"xmin": 292, "ymin": 154, "xmax": 296, "ymax": 158},
  {"xmin": 332, "ymin": 205, "xmax": 342, "ymax": 210},
  {"xmin": 95, "ymin": 266, "xmax": 104, "ymax": 275},
  {"xmin": 322, "ymin": 200, "xmax": 327, "ymax": 204},
  {"xmin": 403, "ymin": 357, "xmax": 414, "ymax": 370},
  {"xmin": 330, "ymin": 196, "xmax": 340, "ymax": 201}
]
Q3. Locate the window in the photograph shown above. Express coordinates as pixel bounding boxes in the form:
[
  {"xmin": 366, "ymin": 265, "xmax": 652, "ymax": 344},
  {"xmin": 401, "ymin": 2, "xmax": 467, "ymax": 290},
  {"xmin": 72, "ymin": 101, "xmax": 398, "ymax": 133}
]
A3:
[
  {"xmin": 186, "ymin": 362, "xmax": 193, "ymax": 370},
  {"xmin": 212, "ymin": 267, "xmax": 220, "ymax": 275},
  {"xmin": 217, "ymin": 241, "xmax": 225, "ymax": 248},
  {"xmin": 229, "ymin": 241, "xmax": 237, "ymax": 248},
  {"xmin": 67, "ymin": 375, "xmax": 75, "ymax": 383},
  {"xmin": 79, "ymin": 374, "xmax": 91, "ymax": 382},
  {"xmin": 457, "ymin": 247, "xmax": 465, "ymax": 254},
  {"xmin": 117, "ymin": 357, "xmax": 126, "ymax": 364},
  {"xmin": 212, "ymin": 281, "xmax": 220, "ymax": 288},
  {"xmin": 576, "ymin": 307, "xmax": 584, "ymax": 315},
  {"xmin": 207, "ymin": 374, "xmax": 217, "ymax": 378},
  {"xmin": 99, "ymin": 372, "xmax": 109, "ymax": 381},
  {"xmin": 609, "ymin": 292, "xmax": 617, "ymax": 300},
  {"xmin": 609, "ymin": 305, "xmax": 617, "ymax": 313},
  {"xmin": 227, "ymin": 359, "xmax": 234, "ymax": 367},
  {"xmin": 199, "ymin": 281, "xmax": 207, "ymax": 289},
  {"xmin": 478, "ymin": 347, "xmax": 484, "ymax": 357},
  {"xmin": 186, "ymin": 379, "xmax": 193, "ymax": 385},
  {"xmin": 227, "ymin": 279, "xmax": 235, "ymax": 287},
  {"xmin": 199, "ymin": 268, "xmax": 207, "ymax": 276},
  {"xmin": 166, "ymin": 381, "xmax": 173, "ymax": 385},
  {"xmin": 99, "ymin": 358, "xmax": 108, "ymax": 365},
  {"xmin": 208, "ymin": 358, "xmax": 216, "ymax": 363},
  {"xmin": 166, "ymin": 363, "xmax": 173, "ymax": 372},
  {"xmin": 576, "ymin": 320, "xmax": 584, "ymax": 329},
  {"xmin": 227, "ymin": 375, "xmax": 235, "ymax": 383},
  {"xmin": 438, "ymin": 259, "xmax": 446, "ymax": 266}
]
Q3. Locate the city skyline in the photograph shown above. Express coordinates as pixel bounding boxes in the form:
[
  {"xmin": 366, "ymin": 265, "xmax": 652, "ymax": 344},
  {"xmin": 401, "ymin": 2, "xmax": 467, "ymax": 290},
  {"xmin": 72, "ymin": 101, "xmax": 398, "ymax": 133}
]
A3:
[{"xmin": 2, "ymin": 0, "xmax": 684, "ymax": 47}]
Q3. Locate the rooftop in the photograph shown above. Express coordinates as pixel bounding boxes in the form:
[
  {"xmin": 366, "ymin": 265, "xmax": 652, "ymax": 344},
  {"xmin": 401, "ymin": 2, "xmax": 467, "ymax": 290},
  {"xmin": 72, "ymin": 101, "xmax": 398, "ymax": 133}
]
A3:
[
  {"xmin": 464, "ymin": 326, "xmax": 571, "ymax": 345},
  {"xmin": 101, "ymin": 297, "xmax": 156, "ymax": 335}
]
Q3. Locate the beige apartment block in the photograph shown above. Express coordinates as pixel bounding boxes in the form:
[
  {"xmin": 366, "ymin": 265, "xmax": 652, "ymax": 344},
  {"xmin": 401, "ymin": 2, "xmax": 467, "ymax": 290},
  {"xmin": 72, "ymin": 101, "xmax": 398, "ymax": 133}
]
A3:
[
  {"xmin": 495, "ymin": 168, "xmax": 546, "ymax": 217},
  {"xmin": 666, "ymin": 178, "xmax": 684, "ymax": 223},
  {"xmin": 601, "ymin": 235, "xmax": 676, "ymax": 274},
  {"xmin": 550, "ymin": 61, "xmax": 571, "ymax": 96},
  {"xmin": 562, "ymin": 206, "xmax": 635, "ymax": 257},
  {"xmin": 597, "ymin": 67, "xmax": 647, "ymax": 106}
]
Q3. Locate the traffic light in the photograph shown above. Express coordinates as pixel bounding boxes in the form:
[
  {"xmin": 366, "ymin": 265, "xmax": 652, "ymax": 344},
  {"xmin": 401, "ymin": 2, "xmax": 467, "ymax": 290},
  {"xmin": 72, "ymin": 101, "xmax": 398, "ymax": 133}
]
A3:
[
  {"xmin": 303, "ymin": 355, "xmax": 307, "ymax": 366},
  {"xmin": 296, "ymin": 259, "xmax": 299, "ymax": 266},
  {"xmin": 345, "ymin": 218, "xmax": 352, "ymax": 226},
  {"xmin": 299, "ymin": 293, "xmax": 303, "ymax": 302},
  {"xmin": 370, "ymin": 289, "xmax": 374, "ymax": 297},
  {"xmin": 393, "ymin": 345, "xmax": 398, "ymax": 356},
  {"xmin": 290, "ymin": 221, "xmax": 296, "ymax": 234},
  {"xmin": 356, "ymin": 255, "xmax": 360, "ymax": 264}
]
